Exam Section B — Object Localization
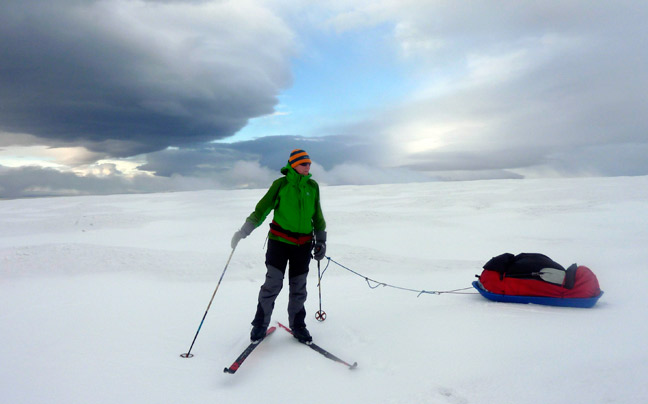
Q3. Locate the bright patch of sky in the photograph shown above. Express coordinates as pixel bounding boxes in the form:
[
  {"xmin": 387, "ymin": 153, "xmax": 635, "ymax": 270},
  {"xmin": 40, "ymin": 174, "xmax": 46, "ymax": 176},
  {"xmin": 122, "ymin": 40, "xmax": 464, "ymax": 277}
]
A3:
[
  {"xmin": 231, "ymin": 22, "xmax": 414, "ymax": 141},
  {"xmin": 0, "ymin": 146, "xmax": 65, "ymax": 169}
]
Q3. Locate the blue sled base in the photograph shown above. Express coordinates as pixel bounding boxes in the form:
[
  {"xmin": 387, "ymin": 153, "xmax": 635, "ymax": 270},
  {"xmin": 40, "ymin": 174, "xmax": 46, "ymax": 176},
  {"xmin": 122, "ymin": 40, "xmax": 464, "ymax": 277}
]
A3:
[{"xmin": 472, "ymin": 281, "xmax": 603, "ymax": 308}]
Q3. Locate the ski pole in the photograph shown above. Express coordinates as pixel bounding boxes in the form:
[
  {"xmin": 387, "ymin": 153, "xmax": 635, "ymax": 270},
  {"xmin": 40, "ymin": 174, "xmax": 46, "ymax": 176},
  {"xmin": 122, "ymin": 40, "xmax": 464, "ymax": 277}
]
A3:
[
  {"xmin": 315, "ymin": 260, "xmax": 327, "ymax": 321},
  {"xmin": 181, "ymin": 247, "xmax": 236, "ymax": 358}
]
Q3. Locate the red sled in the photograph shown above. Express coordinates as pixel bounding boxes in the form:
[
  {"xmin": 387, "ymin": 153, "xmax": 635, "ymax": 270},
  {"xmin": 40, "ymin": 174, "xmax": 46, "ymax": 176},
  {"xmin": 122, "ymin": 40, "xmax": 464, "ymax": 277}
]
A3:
[{"xmin": 474, "ymin": 253, "xmax": 604, "ymax": 308}]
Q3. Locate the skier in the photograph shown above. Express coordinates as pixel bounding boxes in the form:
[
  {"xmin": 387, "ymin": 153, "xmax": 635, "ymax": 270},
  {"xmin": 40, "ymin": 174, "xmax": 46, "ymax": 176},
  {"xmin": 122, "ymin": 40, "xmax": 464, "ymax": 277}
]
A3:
[{"xmin": 231, "ymin": 149, "xmax": 327, "ymax": 343}]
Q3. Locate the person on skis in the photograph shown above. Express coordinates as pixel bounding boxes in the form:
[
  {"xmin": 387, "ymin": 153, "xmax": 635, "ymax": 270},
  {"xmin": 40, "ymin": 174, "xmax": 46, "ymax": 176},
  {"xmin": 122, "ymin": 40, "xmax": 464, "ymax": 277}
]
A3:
[{"xmin": 231, "ymin": 149, "xmax": 327, "ymax": 343}]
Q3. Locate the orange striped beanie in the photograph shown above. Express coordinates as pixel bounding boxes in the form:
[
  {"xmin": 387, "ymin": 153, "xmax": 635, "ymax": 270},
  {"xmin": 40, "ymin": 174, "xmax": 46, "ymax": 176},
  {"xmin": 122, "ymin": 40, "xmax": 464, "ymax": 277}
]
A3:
[{"xmin": 288, "ymin": 149, "xmax": 311, "ymax": 168}]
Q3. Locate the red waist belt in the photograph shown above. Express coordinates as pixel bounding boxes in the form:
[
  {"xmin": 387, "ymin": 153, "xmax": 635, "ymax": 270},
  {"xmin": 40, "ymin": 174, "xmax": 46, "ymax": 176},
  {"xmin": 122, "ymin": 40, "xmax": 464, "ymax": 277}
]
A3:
[{"xmin": 269, "ymin": 221, "xmax": 312, "ymax": 245}]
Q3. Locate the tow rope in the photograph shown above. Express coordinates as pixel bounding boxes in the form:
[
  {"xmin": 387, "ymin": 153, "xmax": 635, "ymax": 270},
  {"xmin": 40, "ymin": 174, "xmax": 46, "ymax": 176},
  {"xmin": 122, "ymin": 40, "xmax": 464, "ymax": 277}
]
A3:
[{"xmin": 319, "ymin": 256, "xmax": 476, "ymax": 297}]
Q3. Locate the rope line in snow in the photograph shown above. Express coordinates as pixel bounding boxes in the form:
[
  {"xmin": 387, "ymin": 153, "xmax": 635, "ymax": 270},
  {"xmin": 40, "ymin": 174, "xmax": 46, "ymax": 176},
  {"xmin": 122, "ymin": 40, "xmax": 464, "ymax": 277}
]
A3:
[{"xmin": 320, "ymin": 256, "xmax": 477, "ymax": 297}]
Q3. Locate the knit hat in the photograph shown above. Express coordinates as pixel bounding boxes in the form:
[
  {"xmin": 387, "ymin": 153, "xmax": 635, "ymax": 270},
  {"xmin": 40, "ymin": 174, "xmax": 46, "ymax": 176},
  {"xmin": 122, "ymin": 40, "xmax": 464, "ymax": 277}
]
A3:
[{"xmin": 288, "ymin": 149, "xmax": 311, "ymax": 168}]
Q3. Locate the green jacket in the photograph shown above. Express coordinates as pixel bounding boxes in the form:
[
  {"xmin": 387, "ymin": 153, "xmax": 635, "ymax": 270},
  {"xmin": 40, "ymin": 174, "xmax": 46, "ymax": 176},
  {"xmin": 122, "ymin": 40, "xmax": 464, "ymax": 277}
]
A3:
[{"xmin": 246, "ymin": 164, "xmax": 326, "ymax": 245}]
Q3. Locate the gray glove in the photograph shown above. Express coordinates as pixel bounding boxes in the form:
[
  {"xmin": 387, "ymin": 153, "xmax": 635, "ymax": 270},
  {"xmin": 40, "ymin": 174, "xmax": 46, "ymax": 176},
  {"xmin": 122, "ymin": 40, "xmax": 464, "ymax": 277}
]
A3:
[
  {"xmin": 312, "ymin": 230, "xmax": 327, "ymax": 261},
  {"xmin": 231, "ymin": 220, "xmax": 255, "ymax": 249}
]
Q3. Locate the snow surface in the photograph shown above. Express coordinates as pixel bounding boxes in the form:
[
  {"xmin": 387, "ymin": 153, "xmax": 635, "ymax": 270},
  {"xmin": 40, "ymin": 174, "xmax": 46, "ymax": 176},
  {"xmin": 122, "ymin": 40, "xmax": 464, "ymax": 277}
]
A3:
[{"xmin": 1, "ymin": 176, "xmax": 647, "ymax": 404}]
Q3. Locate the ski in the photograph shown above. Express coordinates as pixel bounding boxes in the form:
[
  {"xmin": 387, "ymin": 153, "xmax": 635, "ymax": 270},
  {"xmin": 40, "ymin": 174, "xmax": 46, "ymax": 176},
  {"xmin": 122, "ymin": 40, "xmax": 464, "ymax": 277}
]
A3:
[
  {"xmin": 223, "ymin": 326, "xmax": 276, "ymax": 374},
  {"xmin": 277, "ymin": 322, "xmax": 358, "ymax": 369}
]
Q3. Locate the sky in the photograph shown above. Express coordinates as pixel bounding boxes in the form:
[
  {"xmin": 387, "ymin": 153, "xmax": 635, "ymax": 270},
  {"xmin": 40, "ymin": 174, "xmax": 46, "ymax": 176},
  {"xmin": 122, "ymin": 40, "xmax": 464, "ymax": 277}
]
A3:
[{"xmin": 1, "ymin": 0, "xmax": 647, "ymax": 198}]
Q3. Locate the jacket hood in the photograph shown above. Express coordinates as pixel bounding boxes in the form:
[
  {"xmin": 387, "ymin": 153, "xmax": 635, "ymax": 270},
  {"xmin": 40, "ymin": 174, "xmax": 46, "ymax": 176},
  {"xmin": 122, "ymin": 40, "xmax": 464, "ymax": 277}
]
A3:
[{"xmin": 281, "ymin": 163, "xmax": 312, "ymax": 182}]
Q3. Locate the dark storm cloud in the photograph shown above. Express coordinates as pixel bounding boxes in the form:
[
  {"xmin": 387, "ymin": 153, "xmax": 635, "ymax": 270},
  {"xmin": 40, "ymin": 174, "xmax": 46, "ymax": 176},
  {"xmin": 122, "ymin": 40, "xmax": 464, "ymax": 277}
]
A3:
[{"xmin": 0, "ymin": 0, "xmax": 294, "ymax": 156}]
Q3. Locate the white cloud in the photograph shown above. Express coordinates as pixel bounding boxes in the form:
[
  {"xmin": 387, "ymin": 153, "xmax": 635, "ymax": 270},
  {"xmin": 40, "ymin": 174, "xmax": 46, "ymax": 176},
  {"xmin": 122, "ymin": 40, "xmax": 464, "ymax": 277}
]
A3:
[
  {"xmin": 313, "ymin": 162, "xmax": 432, "ymax": 186},
  {"xmin": 217, "ymin": 160, "xmax": 277, "ymax": 189},
  {"xmin": 0, "ymin": 144, "xmax": 107, "ymax": 169}
]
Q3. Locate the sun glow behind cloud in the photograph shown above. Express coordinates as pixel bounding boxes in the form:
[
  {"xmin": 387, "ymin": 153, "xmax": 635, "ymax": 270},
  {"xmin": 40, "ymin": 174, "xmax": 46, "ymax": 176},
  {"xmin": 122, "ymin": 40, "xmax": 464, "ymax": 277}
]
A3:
[
  {"xmin": 397, "ymin": 122, "xmax": 447, "ymax": 155},
  {"xmin": 396, "ymin": 120, "xmax": 487, "ymax": 157}
]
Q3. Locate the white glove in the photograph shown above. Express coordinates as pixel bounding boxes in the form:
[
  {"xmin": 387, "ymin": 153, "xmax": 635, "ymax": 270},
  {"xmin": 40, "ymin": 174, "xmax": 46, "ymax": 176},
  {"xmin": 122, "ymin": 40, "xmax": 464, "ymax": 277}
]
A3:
[{"xmin": 231, "ymin": 220, "xmax": 255, "ymax": 249}]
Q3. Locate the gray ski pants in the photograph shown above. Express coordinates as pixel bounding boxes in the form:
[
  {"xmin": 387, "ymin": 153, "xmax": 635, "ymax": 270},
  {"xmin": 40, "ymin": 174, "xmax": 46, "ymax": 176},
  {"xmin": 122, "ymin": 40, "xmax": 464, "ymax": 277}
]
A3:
[{"xmin": 252, "ymin": 239, "xmax": 311, "ymax": 329}]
